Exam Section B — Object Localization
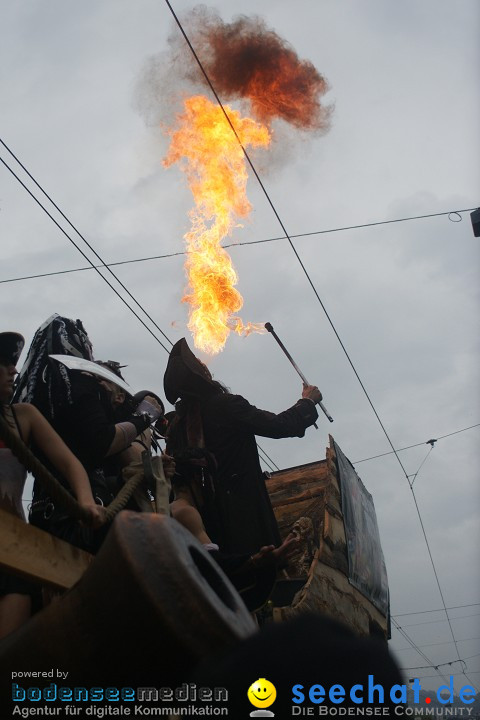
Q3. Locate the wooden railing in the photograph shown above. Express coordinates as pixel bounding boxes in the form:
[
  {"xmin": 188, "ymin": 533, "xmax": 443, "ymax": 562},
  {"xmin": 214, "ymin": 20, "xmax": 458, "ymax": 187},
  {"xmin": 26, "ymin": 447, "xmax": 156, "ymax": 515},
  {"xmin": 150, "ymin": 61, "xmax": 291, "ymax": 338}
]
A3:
[{"xmin": 0, "ymin": 507, "xmax": 91, "ymax": 591}]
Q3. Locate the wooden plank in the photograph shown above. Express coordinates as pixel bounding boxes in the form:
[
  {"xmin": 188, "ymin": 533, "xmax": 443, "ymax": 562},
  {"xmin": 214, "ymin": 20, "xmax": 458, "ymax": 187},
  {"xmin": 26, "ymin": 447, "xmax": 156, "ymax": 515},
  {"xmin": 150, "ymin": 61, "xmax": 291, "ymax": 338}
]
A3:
[
  {"xmin": 268, "ymin": 436, "xmax": 388, "ymax": 636},
  {"xmin": 0, "ymin": 508, "xmax": 92, "ymax": 590},
  {"xmin": 317, "ymin": 534, "xmax": 349, "ymax": 577},
  {"xmin": 273, "ymin": 496, "xmax": 325, "ymax": 536},
  {"xmin": 274, "ymin": 557, "xmax": 388, "ymax": 638},
  {"xmin": 268, "ymin": 481, "xmax": 328, "ymax": 508},
  {"xmin": 323, "ymin": 511, "xmax": 346, "ymax": 547},
  {"xmin": 266, "ymin": 459, "xmax": 329, "ymax": 490}
]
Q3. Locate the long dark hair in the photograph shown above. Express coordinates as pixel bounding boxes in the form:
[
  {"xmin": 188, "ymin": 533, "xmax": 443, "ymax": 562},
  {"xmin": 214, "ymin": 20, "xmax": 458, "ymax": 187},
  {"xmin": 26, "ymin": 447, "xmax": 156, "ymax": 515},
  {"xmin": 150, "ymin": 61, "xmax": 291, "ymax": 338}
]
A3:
[{"xmin": 165, "ymin": 379, "xmax": 229, "ymax": 458}]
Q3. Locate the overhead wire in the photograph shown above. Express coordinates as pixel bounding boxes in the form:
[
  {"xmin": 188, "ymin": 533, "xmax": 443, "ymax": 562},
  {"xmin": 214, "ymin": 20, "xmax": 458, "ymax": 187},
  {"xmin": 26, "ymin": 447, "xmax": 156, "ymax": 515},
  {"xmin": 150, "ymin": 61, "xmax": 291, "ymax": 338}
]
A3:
[
  {"xmin": 415, "ymin": 671, "xmax": 480, "ymax": 679},
  {"xmin": 406, "ymin": 482, "xmax": 472, "ymax": 686},
  {"xmin": 391, "ymin": 618, "xmax": 451, "ymax": 685},
  {"xmin": 402, "ymin": 653, "xmax": 480, "ymax": 675},
  {"xmin": 397, "ymin": 612, "xmax": 480, "ymax": 629},
  {"xmin": 0, "ymin": 251, "xmax": 185, "ymax": 285},
  {"xmin": 394, "ymin": 603, "xmax": 480, "ymax": 618},
  {"xmin": 0, "ymin": 139, "xmax": 173, "ymax": 351},
  {"xmin": 353, "ymin": 424, "xmax": 480, "ymax": 465},
  {"xmin": 392, "ymin": 637, "xmax": 480, "ymax": 652},
  {"xmin": 257, "ymin": 444, "xmax": 281, "ymax": 472},
  {"xmin": 404, "ymin": 659, "xmax": 469, "ymax": 672},
  {"xmin": 2, "ymin": 207, "xmax": 476, "ymax": 286},
  {"xmin": 257, "ymin": 448, "xmax": 276, "ymax": 473},
  {"xmin": 407, "ymin": 445, "xmax": 434, "ymax": 488},
  {"xmin": 226, "ymin": 207, "xmax": 476, "ymax": 246},
  {"xmin": 0, "ymin": 153, "xmax": 172, "ymax": 354}
]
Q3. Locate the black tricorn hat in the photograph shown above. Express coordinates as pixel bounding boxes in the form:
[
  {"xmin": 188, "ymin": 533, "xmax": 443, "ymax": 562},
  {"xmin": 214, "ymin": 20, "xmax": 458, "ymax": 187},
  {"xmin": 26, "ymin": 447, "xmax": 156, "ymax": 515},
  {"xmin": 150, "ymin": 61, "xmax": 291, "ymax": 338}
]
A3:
[
  {"xmin": 163, "ymin": 338, "xmax": 215, "ymax": 404},
  {"xmin": 0, "ymin": 332, "xmax": 25, "ymax": 365}
]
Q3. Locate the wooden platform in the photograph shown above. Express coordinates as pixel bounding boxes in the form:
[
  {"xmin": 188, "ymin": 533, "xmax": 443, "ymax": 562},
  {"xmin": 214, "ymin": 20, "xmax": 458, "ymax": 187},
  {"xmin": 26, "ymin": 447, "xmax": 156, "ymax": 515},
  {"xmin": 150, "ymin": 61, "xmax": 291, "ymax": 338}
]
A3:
[
  {"xmin": 0, "ymin": 506, "xmax": 91, "ymax": 590},
  {"xmin": 0, "ymin": 437, "xmax": 389, "ymax": 639}
]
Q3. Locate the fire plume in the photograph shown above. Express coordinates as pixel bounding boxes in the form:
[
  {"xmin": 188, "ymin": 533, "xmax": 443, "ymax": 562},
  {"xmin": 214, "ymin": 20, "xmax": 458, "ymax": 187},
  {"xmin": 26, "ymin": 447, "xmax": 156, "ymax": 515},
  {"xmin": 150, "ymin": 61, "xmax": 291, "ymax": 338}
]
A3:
[
  {"xmin": 146, "ymin": 10, "xmax": 332, "ymax": 354},
  {"xmin": 163, "ymin": 95, "xmax": 270, "ymax": 354}
]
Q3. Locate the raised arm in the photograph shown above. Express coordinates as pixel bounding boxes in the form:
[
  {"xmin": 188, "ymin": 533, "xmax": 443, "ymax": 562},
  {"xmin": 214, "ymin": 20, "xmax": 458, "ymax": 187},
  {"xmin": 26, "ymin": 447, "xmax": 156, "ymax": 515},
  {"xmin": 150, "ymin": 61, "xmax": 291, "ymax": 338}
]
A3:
[{"xmin": 208, "ymin": 384, "xmax": 321, "ymax": 439}]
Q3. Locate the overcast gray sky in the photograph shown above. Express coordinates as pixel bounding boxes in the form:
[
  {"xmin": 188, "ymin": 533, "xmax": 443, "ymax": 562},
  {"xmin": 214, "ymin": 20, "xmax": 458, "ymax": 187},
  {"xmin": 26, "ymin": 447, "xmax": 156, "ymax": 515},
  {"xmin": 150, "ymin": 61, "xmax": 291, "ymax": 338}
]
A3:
[{"xmin": 1, "ymin": 0, "xmax": 479, "ymax": 694}]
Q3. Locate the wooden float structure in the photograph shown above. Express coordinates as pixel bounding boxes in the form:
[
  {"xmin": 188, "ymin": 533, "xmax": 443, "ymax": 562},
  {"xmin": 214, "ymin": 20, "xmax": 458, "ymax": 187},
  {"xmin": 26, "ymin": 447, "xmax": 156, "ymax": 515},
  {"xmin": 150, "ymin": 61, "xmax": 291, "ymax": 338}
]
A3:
[
  {"xmin": 0, "ymin": 434, "xmax": 389, "ymax": 680},
  {"xmin": 266, "ymin": 435, "xmax": 390, "ymax": 639},
  {"xmin": 0, "ymin": 504, "xmax": 91, "ymax": 591}
]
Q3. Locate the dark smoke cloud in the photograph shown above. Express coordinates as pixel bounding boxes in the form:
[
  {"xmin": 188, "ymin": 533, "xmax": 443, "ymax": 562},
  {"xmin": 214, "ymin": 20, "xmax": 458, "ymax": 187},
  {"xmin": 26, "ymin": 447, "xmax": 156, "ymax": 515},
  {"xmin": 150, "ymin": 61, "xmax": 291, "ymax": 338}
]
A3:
[
  {"xmin": 135, "ymin": 6, "xmax": 332, "ymax": 134},
  {"xmin": 179, "ymin": 6, "xmax": 332, "ymax": 132}
]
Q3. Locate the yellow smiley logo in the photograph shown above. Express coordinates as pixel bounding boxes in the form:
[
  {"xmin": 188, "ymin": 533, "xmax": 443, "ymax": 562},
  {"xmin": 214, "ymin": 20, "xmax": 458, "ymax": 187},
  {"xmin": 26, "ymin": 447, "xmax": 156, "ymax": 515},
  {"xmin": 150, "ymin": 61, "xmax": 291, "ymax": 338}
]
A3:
[{"xmin": 247, "ymin": 678, "xmax": 277, "ymax": 708}]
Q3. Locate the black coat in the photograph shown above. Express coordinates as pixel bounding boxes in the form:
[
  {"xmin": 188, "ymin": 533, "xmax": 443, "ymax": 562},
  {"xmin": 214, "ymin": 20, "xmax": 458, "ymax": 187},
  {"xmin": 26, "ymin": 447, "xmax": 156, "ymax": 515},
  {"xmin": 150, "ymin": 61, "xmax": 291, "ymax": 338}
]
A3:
[
  {"xmin": 29, "ymin": 373, "xmax": 120, "ymax": 552},
  {"xmin": 198, "ymin": 392, "xmax": 319, "ymax": 554}
]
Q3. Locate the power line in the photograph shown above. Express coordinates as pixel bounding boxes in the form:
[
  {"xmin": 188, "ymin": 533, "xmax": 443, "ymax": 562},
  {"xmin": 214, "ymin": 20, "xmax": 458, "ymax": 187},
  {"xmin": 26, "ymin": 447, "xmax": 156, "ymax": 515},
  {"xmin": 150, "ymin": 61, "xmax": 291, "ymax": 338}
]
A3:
[
  {"xmin": 393, "ymin": 595, "xmax": 476, "ymax": 689},
  {"xmin": 353, "ymin": 424, "xmax": 480, "ymax": 465},
  {"xmin": 0, "ymin": 252, "xmax": 185, "ymax": 285},
  {"xmin": 393, "ymin": 637, "xmax": 480, "ymax": 652},
  {"xmin": 391, "ymin": 618, "xmax": 450, "ymax": 686},
  {"xmin": 398, "ymin": 612, "xmax": 480, "ymax": 629},
  {"xmin": 2, "ymin": 207, "xmax": 475, "ymax": 286},
  {"xmin": 407, "ymin": 483, "xmax": 470, "ymax": 686},
  {"xmin": 408, "ymin": 446, "xmax": 434, "ymax": 486},
  {"xmin": 415, "ymin": 671, "xmax": 480, "ymax": 680},
  {"xmin": 226, "ymin": 208, "xmax": 476, "ymax": 246},
  {"xmin": 257, "ymin": 444, "xmax": 281, "ymax": 472},
  {"xmin": 0, "ymin": 153, "xmax": 172, "ymax": 354},
  {"xmin": 394, "ymin": 627, "xmax": 476, "ymax": 687},
  {"xmin": 257, "ymin": 445, "xmax": 276, "ymax": 473},
  {"xmin": 0, "ymin": 139, "xmax": 173, "ymax": 351},
  {"xmin": 404, "ymin": 659, "xmax": 470, "ymax": 672},
  {"xmin": 394, "ymin": 603, "xmax": 480, "ymax": 618}
]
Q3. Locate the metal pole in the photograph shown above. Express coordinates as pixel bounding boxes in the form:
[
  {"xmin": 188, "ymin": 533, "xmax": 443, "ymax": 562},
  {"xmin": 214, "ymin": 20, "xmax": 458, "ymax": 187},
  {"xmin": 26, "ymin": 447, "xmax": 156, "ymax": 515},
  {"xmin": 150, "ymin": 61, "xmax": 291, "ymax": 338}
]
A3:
[{"xmin": 265, "ymin": 322, "xmax": 334, "ymax": 423}]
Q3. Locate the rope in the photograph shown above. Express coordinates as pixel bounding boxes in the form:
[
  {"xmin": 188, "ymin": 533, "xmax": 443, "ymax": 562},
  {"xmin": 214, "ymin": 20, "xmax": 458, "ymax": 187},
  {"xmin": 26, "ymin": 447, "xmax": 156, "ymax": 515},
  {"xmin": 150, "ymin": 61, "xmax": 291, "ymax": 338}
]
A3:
[
  {"xmin": 0, "ymin": 412, "xmax": 149, "ymax": 525},
  {"xmin": 102, "ymin": 454, "xmax": 151, "ymax": 522}
]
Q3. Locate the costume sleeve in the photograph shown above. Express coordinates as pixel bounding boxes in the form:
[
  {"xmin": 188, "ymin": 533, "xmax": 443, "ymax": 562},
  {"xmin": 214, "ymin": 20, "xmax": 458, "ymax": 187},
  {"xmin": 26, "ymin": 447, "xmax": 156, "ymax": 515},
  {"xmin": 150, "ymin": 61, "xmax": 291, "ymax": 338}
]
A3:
[{"xmin": 209, "ymin": 393, "xmax": 318, "ymax": 439}]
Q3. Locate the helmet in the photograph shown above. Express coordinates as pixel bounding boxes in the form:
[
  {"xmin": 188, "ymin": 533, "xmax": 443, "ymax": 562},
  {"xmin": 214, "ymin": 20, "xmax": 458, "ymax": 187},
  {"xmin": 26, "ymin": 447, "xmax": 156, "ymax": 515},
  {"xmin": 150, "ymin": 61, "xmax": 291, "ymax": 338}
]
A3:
[{"xmin": 0, "ymin": 332, "xmax": 25, "ymax": 365}]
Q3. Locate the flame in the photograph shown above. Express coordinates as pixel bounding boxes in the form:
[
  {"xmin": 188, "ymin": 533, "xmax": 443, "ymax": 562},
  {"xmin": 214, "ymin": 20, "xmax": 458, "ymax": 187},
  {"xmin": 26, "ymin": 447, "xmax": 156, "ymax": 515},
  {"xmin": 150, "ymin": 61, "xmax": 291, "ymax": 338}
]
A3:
[
  {"xmin": 163, "ymin": 95, "xmax": 270, "ymax": 354},
  {"xmin": 137, "ymin": 10, "xmax": 331, "ymax": 354}
]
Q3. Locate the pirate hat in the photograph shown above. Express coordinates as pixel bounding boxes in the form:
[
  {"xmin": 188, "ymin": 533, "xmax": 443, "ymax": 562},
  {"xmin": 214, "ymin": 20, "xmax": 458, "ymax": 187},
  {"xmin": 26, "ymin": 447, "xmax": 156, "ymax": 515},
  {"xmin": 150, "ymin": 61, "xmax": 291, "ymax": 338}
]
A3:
[
  {"xmin": 0, "ymin": 332, "xmax": 25, "ymax": 365},
  {"xmin": 163, "ymin": 338, "xmax": 215, "ymax": 404}
]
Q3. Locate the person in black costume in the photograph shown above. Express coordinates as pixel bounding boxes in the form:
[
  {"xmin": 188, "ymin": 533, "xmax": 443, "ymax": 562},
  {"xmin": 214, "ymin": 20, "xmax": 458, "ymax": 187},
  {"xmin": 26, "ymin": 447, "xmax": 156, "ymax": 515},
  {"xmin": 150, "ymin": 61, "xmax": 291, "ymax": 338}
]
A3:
[
  {"xmin": 164, "ymin": 338, "xmax": 322, "ymax": 557},
  {"xmin": 28, "ymin": 366, "xmax": 163, "ymax": 553},
  {"xmin": 12, "ymin": 316, "xmax": 165, "ymax": 554},
  {"xmin": 0, "ymin": 332, "xmax": 105, "ymax": 637}
]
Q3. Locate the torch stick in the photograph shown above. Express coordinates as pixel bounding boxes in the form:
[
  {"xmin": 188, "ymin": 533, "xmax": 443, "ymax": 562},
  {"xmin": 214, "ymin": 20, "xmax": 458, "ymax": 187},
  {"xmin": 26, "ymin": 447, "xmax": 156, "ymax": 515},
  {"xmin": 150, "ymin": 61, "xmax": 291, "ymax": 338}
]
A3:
[{"xmin": 265, "ymin": 322, "xmax": 334, "ymax": 424}]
